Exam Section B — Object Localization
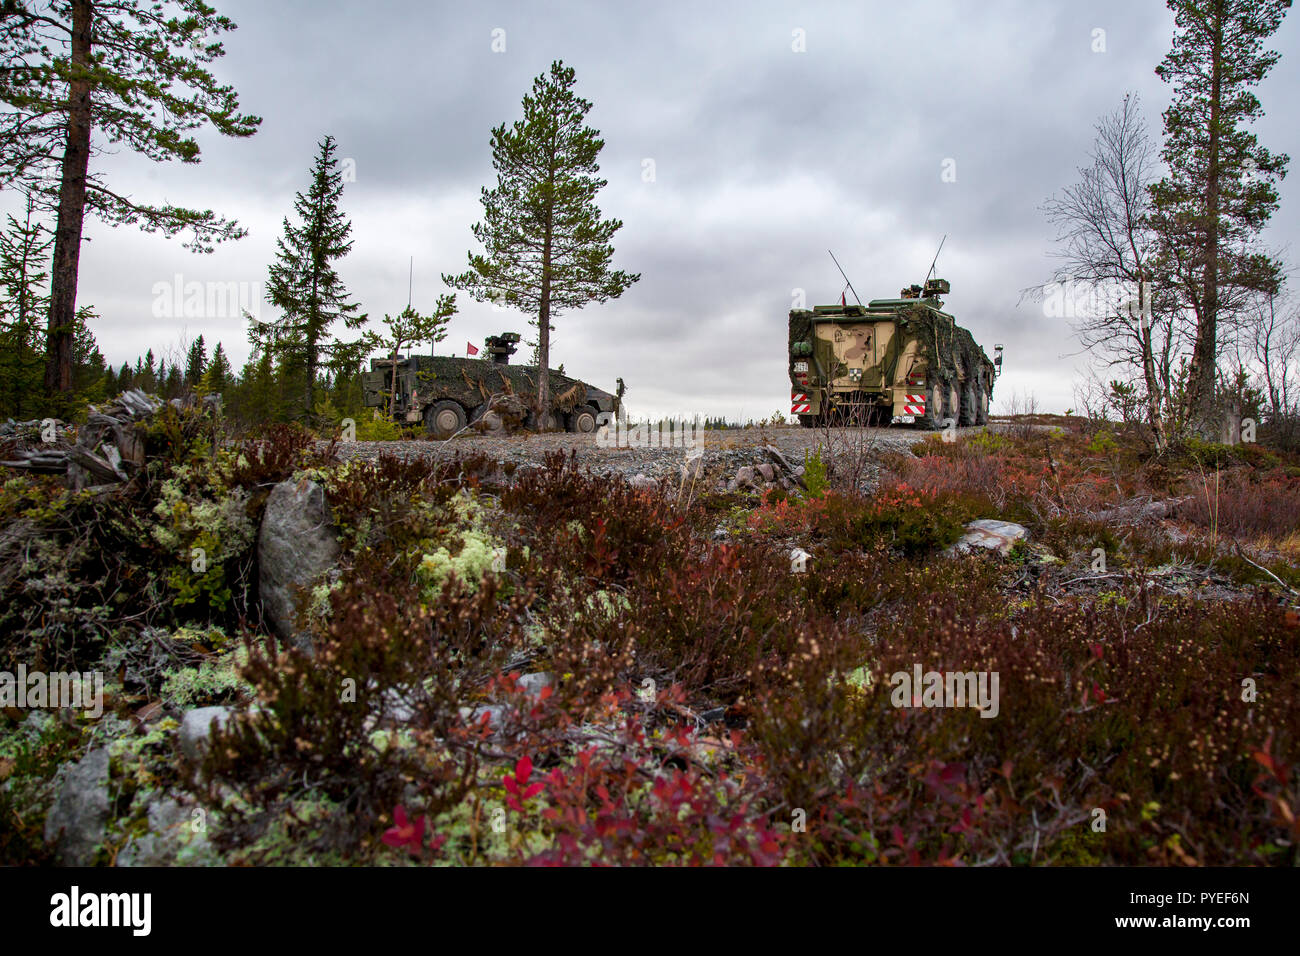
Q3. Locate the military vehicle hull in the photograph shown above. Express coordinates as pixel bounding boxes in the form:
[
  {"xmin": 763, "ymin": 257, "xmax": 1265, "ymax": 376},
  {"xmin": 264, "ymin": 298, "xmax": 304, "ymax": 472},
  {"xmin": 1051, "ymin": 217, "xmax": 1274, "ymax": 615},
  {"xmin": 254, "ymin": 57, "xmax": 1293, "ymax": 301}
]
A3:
[
  {"xmin": 789, "ymin": 284, "xmax": 997, "ymax": 429},
  {"xmin": 362, "ymin": 354, "xmax": 621, "ymax": 438}
]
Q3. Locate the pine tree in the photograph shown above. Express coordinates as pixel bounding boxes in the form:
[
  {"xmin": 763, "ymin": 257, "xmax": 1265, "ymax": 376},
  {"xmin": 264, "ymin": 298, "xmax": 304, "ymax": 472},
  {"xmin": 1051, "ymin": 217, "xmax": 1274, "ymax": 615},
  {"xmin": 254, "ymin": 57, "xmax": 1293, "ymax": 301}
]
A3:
[
  {"xmin": 0, "ymin": 0, "xmax": 259, "ymax": 402},
  {"xmin": 251, "ymin": 135, "xmax": 365, "ymax": 420},
  {"xmin": 184, "ymin": 335, "xmax": 207, "ymax": 390},
  {"xmin": 1148, "ymin": 0, "xmax": 1291, "ymax": 432},
  {"xmin": 444, "ymin": 61, "xmax": 639, "ymax": 425},
  {"xmin": 363, "ymin": 296, "xmax": 458, "ymax": 413},
  {"xmin": 0, "ymin": 194, "xmax": 52, "ymax": 418}
]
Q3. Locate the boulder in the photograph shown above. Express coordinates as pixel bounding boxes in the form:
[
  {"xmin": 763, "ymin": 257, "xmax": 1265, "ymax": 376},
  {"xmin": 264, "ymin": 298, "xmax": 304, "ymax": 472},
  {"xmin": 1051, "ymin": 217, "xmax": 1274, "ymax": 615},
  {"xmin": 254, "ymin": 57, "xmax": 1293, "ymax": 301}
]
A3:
[
  {"xmin": 735, "ymin": 466, "xmax": 757, "ymax": 488},
  {"xmin": 258, "ymin": 479, "xmax": 340, "ymax": 651},
  {"xmin": 756, "ymin": 463, "xmax": 776, "ymax": 483},
  {"xmin": 44, "ymin": 747, "xmax": 111, "ymax": 866},
  {"xmin": 952, "ymin": 519, "xmax": 1029, "ymax": 555}
]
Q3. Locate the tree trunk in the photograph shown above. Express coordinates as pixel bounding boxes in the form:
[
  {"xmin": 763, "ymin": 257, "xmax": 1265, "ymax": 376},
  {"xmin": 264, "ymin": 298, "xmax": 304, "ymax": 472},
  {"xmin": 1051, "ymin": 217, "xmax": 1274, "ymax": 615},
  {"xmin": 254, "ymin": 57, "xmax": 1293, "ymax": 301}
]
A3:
[
  {"xmin": 1137, "ymin": 276, "xmax": 1165, "ymax": 452},
  {"xmin": 1188, "ymin": 12, "xmax": 1225, "ymax": 435},
  {"xmin": 44, "ymin": 0, "xmax": 93, "ymax": 398},
  {"xmin": 537, "ymin": 208, "xmax": 553, "ymax": 425}
]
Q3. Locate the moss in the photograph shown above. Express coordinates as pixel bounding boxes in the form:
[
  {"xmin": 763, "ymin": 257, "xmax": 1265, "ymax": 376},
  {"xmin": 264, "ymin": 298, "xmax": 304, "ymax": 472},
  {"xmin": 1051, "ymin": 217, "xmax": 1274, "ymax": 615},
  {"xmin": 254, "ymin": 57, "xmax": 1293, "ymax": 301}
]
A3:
[{"xmin": 159, "ymin": 648, "xmax": 250, "ymax": 708}]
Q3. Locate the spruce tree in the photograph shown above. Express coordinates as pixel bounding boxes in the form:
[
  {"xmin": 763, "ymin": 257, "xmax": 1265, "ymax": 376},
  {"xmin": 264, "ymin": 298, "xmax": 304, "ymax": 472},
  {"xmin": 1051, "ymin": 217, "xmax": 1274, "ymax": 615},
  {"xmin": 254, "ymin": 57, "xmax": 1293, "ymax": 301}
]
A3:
[
  {"xmin": 1148, "ymin": 0, "xmax": 1291, "ymax": 432},
  {"xmin": 0, "ymin": 0, "xmax": 259, "ymax": 402},
  {"xmin": 198, "ymin": 342, "xmax": 232, "ymax": 397},
  {"xmin": 184, "ymin": 335, "xmax": 207, "ymax": 389},
  {"xmin": 252, "ymin": 135, "xmax": 365, "ymax": 419},
  {"xmin": 444, "ymin": 61, "xmax": 639, "ymax": 424},
  {"xmin": 0, "ymin": 194, "xmax": 52, "ymax": 418}
]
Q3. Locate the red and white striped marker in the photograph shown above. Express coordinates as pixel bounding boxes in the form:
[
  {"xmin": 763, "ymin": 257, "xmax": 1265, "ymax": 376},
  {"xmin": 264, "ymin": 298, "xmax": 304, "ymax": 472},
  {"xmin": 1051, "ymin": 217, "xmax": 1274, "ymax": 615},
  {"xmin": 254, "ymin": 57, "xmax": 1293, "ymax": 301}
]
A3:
[
  {"xmin": 901, "ymin": 394, "xmax": 927, "ymax": 415},
  {"xmin": 791, "ymin": 390, "xmax": 811, "ymax": 415}
]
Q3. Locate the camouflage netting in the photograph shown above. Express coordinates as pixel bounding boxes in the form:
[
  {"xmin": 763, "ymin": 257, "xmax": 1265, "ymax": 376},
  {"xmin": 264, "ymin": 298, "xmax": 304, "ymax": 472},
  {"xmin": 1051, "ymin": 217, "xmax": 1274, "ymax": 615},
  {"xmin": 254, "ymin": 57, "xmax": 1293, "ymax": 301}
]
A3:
[
  {"xmin": 405, "ymin": 357, "xmax": 602, "ymax": 414},
  {"xmin": 789, "ymin": 311, "xmax": 813, "ymax": 354},
  {"xmin": 897, "ymin": 304, "xmax": 993, "ymax": 389}
]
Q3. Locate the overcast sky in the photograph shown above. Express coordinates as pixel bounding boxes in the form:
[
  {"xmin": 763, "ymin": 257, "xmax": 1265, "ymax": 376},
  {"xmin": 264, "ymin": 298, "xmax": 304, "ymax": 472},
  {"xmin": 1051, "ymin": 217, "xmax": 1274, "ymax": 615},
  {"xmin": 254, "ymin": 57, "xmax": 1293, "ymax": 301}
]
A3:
[{"xmin": 34, "ymin": 0, "xmax": 1300, "ymax": 418}]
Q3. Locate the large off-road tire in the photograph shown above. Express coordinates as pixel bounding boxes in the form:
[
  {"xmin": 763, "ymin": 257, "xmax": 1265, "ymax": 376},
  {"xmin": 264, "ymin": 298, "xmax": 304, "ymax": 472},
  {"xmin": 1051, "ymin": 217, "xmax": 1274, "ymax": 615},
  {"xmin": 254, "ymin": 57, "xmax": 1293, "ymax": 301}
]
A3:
[
  {"xmin": 976, "ymin": 384, "xmax": 990, "ymax": 425},
  {"xmin": 568, "ymin": 405, "xmax": 599, "ymax": 434},
  {"xmin": 914, "ymin": 381, "xmax": 946, "ymax": 431},
  {"xmin": 424, "ymin": 400, "xmax": 467, "ymax": 439},
  {"xmin": 959, "ymin": 383, "xmax": 977, "ymax": 426}
]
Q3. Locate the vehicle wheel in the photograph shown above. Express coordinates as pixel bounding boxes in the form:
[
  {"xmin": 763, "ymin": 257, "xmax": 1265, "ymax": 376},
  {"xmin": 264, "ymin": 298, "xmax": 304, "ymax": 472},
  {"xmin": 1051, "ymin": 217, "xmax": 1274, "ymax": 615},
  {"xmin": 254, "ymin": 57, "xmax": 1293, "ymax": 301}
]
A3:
[
  {"xmin": 976, "ymin": 384, "xmax": 990, "ymax": 425},
  {"xmin": 959, "ymin": 383, "xmax": 977, "ymax": 426},
  {"xmin": 914, "ymin": 381, "xmax": 945, "ymax": 430},
  {"xmin": 568, "ymin": 405, "xmax": 599, "ymax": 434},
  {"xmin": 425, "ymin": 400, "xmax": 466, "ymax": 439}
]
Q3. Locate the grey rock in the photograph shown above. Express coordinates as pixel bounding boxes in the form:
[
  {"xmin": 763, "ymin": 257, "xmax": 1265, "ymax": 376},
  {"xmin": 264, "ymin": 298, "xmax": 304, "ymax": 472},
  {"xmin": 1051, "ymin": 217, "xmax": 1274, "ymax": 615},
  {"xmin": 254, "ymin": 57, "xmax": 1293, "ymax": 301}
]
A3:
[
  {"xmin": 117, "ymin": 796, "xmax": 215, "ymax": 867},
  {"xmin": 951, "ymin": 519, "xmax": 1029, "ymax": 555},
  {"xmin": 459, "ymin": 704, "xmax": 507, "ymax": 731},
  {"xmin": 179, "ymin": 706, "xmax": 232, "ymax": 762},
  {"xmin": 763, "ymin": 443, "xmax": 798, "ymax": 475},
  {"xmin": 756, "ymin": 463, "xmax": 776, "ymax": 483},
  {"xmin": 629, "ymin": 473, "xmax": 656, "ymax": 490},
  {"xmin": 735, "ymin": 466, "xmax": 756, "ymax": 488},
  {"xmin": 257, "ymin": 479, "xmax": 340, "ymax": 652},
  {"xmin": 680, "ymin": 454, "xmax": 706, "ymax": 482},
  {"xmin": 381, "ymin": 688, "xmax": 417, "ymax": 723},
  {"xmin": 44, "ymin": 747, "xmax": 111, "ymax": 866}
]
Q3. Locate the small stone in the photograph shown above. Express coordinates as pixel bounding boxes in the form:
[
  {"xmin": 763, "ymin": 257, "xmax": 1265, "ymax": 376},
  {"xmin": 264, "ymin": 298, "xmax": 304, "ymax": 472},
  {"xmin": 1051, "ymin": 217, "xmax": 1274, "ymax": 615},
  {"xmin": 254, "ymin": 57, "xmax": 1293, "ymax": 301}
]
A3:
[
  {"xmin": 735, "ymin": 466, "xmax": 756, "ymax": 487},
  {"xmin": 697, "ymin": 707, "xmax": 727, "ymax": 725},
  {"xmin": 179, "ymin": 706, "xmax": 232, "ymax": 762},
  {"xmin": 629, "ymin": 473, "xmax": 656, "ymax": 490},
  {"xmin": 756, "ymin": 463, "xmax": 776, "ymax": 482},
  {"xmin": 459, "ymin": 704, "xmax": 507, "ymax": 731},
  {"xmin": 516, "ymin": 672, "xmax": 556, "ymax": 701}
]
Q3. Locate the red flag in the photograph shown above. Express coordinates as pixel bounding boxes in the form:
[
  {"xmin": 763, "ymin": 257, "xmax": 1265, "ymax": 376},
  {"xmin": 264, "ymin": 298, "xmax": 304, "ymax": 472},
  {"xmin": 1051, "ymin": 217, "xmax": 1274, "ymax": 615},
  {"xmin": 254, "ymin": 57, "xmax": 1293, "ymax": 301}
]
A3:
[
  {"xmin": 467, "ymin": 342, "xmax": 479, "ymax": 356},
  {"xmin": 841, "ymin": 292, "xmax": 846, "ymax": 306}
]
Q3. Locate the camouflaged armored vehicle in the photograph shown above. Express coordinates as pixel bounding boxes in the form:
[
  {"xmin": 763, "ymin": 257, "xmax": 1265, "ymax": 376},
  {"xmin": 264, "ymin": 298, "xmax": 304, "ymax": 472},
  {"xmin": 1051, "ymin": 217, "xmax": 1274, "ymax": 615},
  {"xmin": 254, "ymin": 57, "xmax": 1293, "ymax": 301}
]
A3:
[
  {"xmin": 362, "ymin": 332, "xmax": 622, "ymax": 438},
  {"xmin": 789, "ymin": 279, "xmax": 1001, "ymax": 429}
]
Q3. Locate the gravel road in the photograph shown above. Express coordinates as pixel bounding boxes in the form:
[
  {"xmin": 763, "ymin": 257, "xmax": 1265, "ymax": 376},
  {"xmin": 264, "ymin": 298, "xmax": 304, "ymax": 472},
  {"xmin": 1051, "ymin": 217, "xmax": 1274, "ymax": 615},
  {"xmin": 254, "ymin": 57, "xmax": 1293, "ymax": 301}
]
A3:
[{"xmin": 330, "ymin": 424, "xmax": 965, "ymax": 488}]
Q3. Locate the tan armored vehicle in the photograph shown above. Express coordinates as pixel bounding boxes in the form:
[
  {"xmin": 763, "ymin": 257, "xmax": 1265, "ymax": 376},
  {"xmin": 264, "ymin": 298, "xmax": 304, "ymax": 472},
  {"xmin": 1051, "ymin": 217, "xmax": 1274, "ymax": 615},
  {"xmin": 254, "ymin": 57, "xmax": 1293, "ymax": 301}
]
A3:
[{"xmin": 788, "ymin": 279, "xmax": 1001, "ymax": 429}]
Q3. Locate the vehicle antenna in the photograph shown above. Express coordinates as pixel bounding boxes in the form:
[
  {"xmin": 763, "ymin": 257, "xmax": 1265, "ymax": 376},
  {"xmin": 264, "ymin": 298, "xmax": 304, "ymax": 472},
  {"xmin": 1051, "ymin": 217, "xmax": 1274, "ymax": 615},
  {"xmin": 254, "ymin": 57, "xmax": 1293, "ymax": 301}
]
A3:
[
  {"xmin": 827, "ymin": 250, "xmax": 863, "ymax": 307},
  {"xmin": 923, "ymin": 235, "xmax": 947, "ymax": 286}
]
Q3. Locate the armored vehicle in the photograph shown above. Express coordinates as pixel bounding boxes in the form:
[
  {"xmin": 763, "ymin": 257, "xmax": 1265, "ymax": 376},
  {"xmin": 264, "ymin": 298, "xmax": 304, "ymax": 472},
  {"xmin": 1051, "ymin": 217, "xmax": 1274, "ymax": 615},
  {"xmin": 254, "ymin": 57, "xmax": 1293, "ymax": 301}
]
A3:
[
  {"xmin": 788, "ymin": 279, "xmax": 1001, "ymax": 429},
  {"xmin": 362, "ymin": 332, "xmax": 622, "ymax": 438}
]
